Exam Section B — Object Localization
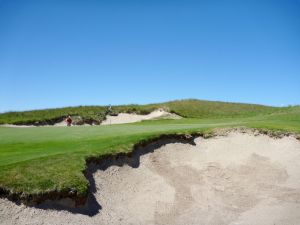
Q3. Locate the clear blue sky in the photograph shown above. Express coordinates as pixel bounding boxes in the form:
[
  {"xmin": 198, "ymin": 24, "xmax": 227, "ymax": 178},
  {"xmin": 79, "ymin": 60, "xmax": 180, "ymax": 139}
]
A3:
[{"xmin": 0, "ymin": 0, "xmax": 299, "ymax": 112}]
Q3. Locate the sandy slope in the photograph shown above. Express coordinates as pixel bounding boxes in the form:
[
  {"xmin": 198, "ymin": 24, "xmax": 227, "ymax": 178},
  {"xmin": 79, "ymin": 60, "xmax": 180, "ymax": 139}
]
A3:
[
  {"xmin": 101, "ymin": 109, "xmax": 182, "ymax": 125},
  {"xmin": 1, "ymin": 131, "xmax": 300, "ymax": 225}
]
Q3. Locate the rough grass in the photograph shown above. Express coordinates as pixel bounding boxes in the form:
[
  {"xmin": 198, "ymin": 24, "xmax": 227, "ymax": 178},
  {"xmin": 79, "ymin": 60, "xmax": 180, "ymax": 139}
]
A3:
[{"xmin": 0, "ymin": 100, "xmax": 299, "ymax": 198}]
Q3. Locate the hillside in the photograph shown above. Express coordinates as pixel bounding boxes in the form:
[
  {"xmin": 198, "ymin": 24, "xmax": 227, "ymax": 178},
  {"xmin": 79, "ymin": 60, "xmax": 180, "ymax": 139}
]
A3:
[{"xmin": 0, "ymin": 99, "xmax": 292, "ymax": 125}]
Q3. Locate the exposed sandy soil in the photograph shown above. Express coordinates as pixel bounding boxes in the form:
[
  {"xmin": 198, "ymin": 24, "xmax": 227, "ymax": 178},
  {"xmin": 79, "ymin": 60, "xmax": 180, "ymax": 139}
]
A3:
[
  {"xmin": 1, "ymin": 131, "xmax": 300, "ymax": 225},
  {"xmin": 101, "ymin": 109, "xmax": 182, "ymax": 125}
]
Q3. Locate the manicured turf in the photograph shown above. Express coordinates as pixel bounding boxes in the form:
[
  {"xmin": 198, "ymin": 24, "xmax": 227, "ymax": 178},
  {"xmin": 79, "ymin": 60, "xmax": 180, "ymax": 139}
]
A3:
[{"xmin": 0, "ymin": 101, "xmax": 299, "ymax": 198}]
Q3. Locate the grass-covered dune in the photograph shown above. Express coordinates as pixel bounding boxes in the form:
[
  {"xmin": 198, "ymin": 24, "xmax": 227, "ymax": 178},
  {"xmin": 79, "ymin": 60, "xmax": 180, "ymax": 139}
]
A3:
[
  {"xmin": 0, "ymin": 106, "xmax": 107, "ymax": 125},
  {"xmin": 0, "ymin": 99, "xmax": 293, "ymax": 125},
  {"xmin": 0, "ymin": 99, "xmax": 299, "ymax": 204}
]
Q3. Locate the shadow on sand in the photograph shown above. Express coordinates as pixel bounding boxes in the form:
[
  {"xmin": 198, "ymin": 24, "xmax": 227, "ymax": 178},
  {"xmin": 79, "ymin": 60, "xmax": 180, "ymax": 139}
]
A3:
[{"xmin": 8, "ymin": 134, "xmax": 197, "ymax": 217}]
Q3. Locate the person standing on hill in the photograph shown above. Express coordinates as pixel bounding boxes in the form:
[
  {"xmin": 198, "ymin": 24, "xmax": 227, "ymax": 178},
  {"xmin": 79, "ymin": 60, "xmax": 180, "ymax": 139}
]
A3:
[{"xmin": 66, "ymin": 115, "xmax": 72, "ymax": 126}]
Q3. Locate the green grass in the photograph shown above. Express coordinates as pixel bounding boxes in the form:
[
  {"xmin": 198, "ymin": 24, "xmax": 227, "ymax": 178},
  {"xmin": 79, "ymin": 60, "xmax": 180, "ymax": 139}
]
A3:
[{"xmin": 0, "ymin": 100, "xmax": 299, "ymax": 198}]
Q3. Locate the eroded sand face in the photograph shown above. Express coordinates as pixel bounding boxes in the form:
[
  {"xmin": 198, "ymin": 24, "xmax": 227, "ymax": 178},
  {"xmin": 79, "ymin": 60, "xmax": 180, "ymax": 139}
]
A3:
[
  {"xmin": 101, "ymin": 109, "xmax": 181, "ymax": 125},
  {"xmin": 1, "ymin": 131, "xmax": 300, "ymax": 225}
]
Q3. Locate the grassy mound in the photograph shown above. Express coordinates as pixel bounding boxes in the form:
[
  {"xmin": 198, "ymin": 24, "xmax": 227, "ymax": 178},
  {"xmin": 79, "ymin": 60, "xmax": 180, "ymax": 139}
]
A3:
[{"xmin": 0, "ymin": 99, "xmax": 292, "ymax": 125}]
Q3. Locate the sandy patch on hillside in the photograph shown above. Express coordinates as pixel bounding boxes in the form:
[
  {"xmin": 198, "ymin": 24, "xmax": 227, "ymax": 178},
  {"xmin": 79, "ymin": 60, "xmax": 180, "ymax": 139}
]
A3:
[
  {"xmin": 1, "ymin": 131, "xmax": 300, "ymax": 225},
  {"xmin": 101, "ymin": 109, "xmax": 182, "ymax": 125}
]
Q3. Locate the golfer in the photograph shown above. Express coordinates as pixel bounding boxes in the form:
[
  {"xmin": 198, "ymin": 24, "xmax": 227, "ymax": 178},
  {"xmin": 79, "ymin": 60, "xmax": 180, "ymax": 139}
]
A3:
[{"xmin": 66, "ymin": 115, "xmax": 72, "ymax": 126}]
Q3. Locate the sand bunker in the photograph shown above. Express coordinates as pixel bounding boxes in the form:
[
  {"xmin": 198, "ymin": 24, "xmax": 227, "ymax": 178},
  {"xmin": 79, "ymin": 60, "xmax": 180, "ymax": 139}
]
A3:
[
  {"xmin": 101, "ymin": 109, "xmax": 182, "ymax": 125},
  {"xmin": 1, "ymin": 131, "xmax": 300, "ymax": 225}
]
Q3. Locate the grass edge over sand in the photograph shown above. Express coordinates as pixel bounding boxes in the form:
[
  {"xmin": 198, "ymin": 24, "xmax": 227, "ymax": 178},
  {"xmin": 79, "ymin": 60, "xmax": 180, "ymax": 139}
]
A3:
[{"xmin": 1, "ymin": 124, "xmax": 299, "ymax": 206}]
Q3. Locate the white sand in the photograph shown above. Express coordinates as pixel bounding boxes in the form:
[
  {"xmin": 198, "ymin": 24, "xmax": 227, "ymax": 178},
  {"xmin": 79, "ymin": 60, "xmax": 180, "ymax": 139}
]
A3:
[
  {"xmin": 101, "ymin": 109, "xmax": 182, "ymax": 125},
  {"xmin": 1, "ymin": 131, "xmax": 300, "ymax": 225}
]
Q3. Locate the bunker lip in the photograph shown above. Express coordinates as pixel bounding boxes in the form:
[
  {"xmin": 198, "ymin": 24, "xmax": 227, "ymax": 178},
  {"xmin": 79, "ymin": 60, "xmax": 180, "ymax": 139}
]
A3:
[
  {"xmin": 0, "ymin": 127, "xmax": 298, "ymax": 211},
  {"xmin": 0, "ymin": 133, "xmax": 200, "ymax": 209}
]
